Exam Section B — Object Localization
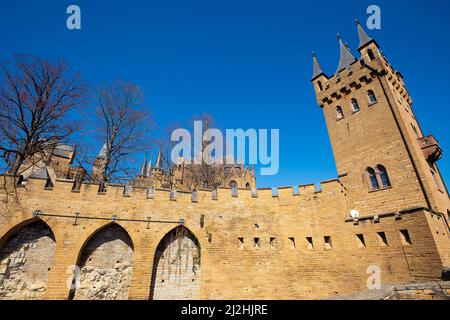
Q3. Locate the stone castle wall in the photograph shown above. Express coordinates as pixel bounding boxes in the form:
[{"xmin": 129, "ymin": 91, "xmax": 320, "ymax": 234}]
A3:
[{"xmin": 0, "ymin": 175, "xmax": 448, "ymax": 300}]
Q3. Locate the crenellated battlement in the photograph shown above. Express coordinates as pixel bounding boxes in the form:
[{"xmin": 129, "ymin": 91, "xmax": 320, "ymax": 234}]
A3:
[{"xmin": 4, "ymin": 175, "xmax": 345, "ymax": 204}]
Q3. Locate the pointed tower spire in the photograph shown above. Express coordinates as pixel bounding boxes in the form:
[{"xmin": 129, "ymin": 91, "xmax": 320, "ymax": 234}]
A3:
[
  {"xmin": 312, "ymin": 52, "xmax": 325, "ymax": 80},
  {"xmin": 146, "ymin": 156, "xmax": 153, "ymax": 177},
  {"xmin": 356, "ymin": 19, "xmax": 374, "ymax": 50},
  {"xmin": 139, "ymin": 154, "xmax": 148, "ymax": 177},
  {"xmin": 98, "ymin": 143, "xmax": 107, "ymax": 158},
  {"xmin": 154, "ymin": 150, "xmax": 163, "ymax": 169},
  {"xmin": 336, "ymin": 33, "xmax": 356, "ymax": 73}
]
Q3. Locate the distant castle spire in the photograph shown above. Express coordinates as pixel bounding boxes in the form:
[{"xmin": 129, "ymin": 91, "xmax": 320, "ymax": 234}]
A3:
[
  {"xmin": 356, "ymin": 19, "xmax": 374, "ymax": 50},
  {"xmin": 98, "ymin": 143, "xmax": 107, "ymax": 159},
  {"xmin": 139, "ymin": 154, "xmax": 148, "ymax": 177},
  {"xmin": 336, "ymin": 33, "xmax": 356, "ymax": 73},
  {"xmin": 312, "ymin": 52, "xmax": 325, "ymax": 80},
  {"xmin": 146, "ymin": 157, "xmax": 153, "ymax": 177}
]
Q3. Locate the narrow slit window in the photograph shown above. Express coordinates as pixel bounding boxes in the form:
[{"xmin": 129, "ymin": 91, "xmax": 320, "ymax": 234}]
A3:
[
  {"xmin": 324, "ymin": 236, "xmax": 333, "ymax": 250},
  {"xmin": 238, "ymin": 237, "xmax": 244, "ymax": 249},
  {"xmin": 254, "ymin": 238, "xmax": 260, "ymax": 249},
  {"xmin": 377, "ymin": 232, "xmax": 388, "ymax": 247},
  {"xmin": 336, "ymin": 106, "xmax": 344, "ymax": 120},
  {"xmin": 356, "ymin": 234, "xmax": 366, "ymax": 248},
  {"xmin": 306, "ymin": 237, "xmax": 314, "ymax": 250},
  {"xmin": 270, "ymin": 237, "xmax": 276, "ymax": 249}
]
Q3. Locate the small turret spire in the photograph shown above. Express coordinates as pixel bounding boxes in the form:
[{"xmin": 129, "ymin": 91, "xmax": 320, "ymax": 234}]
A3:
[
  {"xmin": 336, "ymin": 33, "xmax": 356, "ymax": 73},
  {"xmin": 312, "ymin": 52, "xmax": 325, "ymax": 80},
  {"xmin": 146, "ymin": 157, "xmax": 153, "ymax": 177},
  {"xmin": 154, "ymin": 150, "xmax": 163, "ymax": 170},
  {"xmin": 139, "ymin": 154, "xmax": 148, "ymax": 177},
  {"xmin": 98, "ymin": 143, "xmax": 107, "ymax": 159},
  {"xmin": 356, "ymin": 19, "xmax": 374, "ymax": 50}
]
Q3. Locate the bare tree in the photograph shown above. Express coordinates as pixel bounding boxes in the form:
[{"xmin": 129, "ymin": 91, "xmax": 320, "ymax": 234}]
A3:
[
  {"xmin": 0, "ymin": 54, "xmax": 86, "ymax": 176},
  {"xmin": 161, "ymin": 113, "xmax": 233, "ymax": 190},
  {"xmin": 93, "ymin": 80, "xmax": 152, "ymax": 184},
  {"xmin": 188, "ymin": 113, "xmax": 229, "ymax": 189}
]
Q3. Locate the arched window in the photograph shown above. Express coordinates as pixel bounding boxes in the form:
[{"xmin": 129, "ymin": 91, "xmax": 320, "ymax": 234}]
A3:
[
  {"xmin": 365, "ymin": 167, "xmax": 379, "ymax": 190},
  {"xmin": 317, "ymin": 81, "xmax": 323, "ymax": 92},
  {"xmin": 368, "ymin": 90, "xmax": 377, "ymax": 104},
  {"xmin": 367, "ymin": 49, "xmax": 375, "ymax": 61},
  {"xmin": 350, "ymin": 98, "xmax": 360, "ymax": 112},
  {"xmin": 376, "ymin": 165, "xmax": 391, "ymax": 188},
  {"xmin": 245, "ymin": 182, "xmax": 251, "ymax": 189},
  {"xmin": 336, "ymin": 106, "xmax": 344, "ymax": 120}
]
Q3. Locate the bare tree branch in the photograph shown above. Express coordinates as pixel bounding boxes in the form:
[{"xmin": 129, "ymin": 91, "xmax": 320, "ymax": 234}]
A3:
[{"xmin": 0, "ymin": 54, "xmax": 86, "ymax": 175}]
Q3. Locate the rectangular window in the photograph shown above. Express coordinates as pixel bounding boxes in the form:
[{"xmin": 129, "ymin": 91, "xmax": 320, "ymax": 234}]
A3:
[
  {"xmin": 356, "ymin": 234, "xmax": 366, "ymax": 248},
  {"xmin": 324, "ymin": 236, "xmax": 333, "ymax": 250},
  {"xmin": 376, "ymin": 232, "xmax": 388, "ymax": 247},
  {"xmin": 270, "ymin": 237, "xmax": 276, "ymax": 249},
  {"xmin": 288, "ymin": 237, "xmax": 296, "ymax": 249}
]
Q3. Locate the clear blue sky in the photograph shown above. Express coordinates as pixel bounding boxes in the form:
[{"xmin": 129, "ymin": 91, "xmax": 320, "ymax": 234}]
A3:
[{"xmin": 1, "ymin": 0, "xmax": 449, "ymax": 188}]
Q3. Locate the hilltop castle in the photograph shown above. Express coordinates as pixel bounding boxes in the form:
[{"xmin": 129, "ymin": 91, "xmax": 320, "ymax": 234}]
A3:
[
  {"xmin": 0, "ymin": 21, "xmax": 448, "ymax": 300},
  {"xmin": 15, "ymin": 142, "xmax": 256, "ymax": 193}
]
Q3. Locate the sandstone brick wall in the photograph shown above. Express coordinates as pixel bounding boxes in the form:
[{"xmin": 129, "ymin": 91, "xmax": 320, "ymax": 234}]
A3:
[{"xmin": 0, "ymin": 176, "xmax": 447, "ymax": 300}]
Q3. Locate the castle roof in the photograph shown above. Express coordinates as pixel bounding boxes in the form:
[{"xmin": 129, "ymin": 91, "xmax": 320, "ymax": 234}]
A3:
[
  {"xmin": 312, "ymin": 52, "xmax": 325, "ymax": 80},
  {"xmin": 52, "ymin": 144, "xmax": 75, "ymax": 159},
  {"xmin": 336, "ymin": 34, "xmax": 357, "ymax": 73},
  {"xmin": 139, "ymin": 155, "xmax": 148, "ymax": 177},
  {"xmin": 146, "ymin": 157, "xmax": 153, "ymax": 176},
  {"xmin": 154, "ymin": 150, "xmax": 163, "ymax": 169},
  {"xmin": 356, "ymin": 19, "xmax": 376, "ymax": 50}
]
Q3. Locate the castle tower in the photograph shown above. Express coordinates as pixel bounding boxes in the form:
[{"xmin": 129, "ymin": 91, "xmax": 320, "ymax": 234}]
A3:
[
  {"xmin": 152, "ymin": 150, "xmax": 164, "ymax": 175},
  {"xmin": 311, "ymin": 21, "xmax": 449, "ymax": 221},
  {"xmin": 91, "ymin": 143, "xmax": 107, "ymax": 182},
  {"xmin": 138, "ymin": 154, "xmax": 149, "ymax": 178}
]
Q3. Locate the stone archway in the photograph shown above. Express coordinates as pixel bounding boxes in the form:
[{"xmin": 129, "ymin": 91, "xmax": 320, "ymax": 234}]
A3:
[
  {"xmin": 71, "ymin": 223, "xmax": 134, "ymax": 300},
  {"xmin": 0, "ymin": 220, "xmax": 56, "ymax": 300},
  {"xmin": 150, "ymin": 226, "xmax": 201, "ymax": 300}
]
